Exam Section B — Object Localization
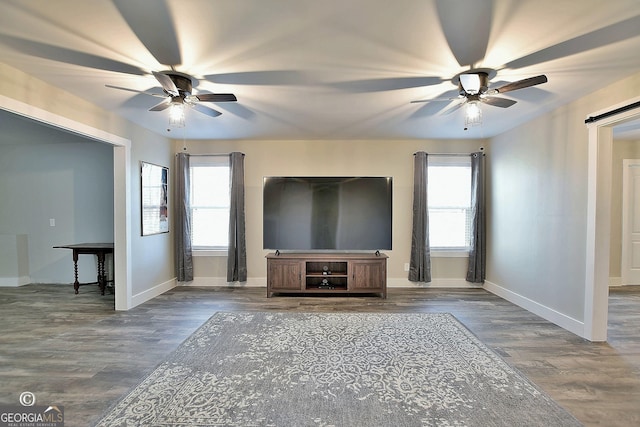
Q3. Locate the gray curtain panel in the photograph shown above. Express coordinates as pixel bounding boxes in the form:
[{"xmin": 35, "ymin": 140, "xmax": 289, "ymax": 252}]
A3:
[
  {"xmin": 227, "ymin": 152, "xmax": 247, "ymax": 282},
  {"xmin": 466, "ymin": 152, "xmax": 486, "ymax": 283},
  {"xmin": 409, "ymin": 151, "xmax": 431, "ymax": 282},
  {"xmin": 175, "ymin": 152, "xmax": 193, "ymax": 282}
]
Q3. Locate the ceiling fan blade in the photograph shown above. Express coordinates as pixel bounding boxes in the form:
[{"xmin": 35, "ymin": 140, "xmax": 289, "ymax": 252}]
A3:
[
  {"xmin": 105, "ymin": 84, "xmax": 167, "ymax": 98},
  {"xmin": 440, "ymin": 99, "xmax": 466, "ymax": 115},
  {"xmin": 153, "ymin": 71, "xmax": 179, "ymax": 96},
  {"xmin": 411, "ymin": 89, "xmax": 461, "ymax": 104},
  {"xmin": 113, "ymin": 0, "xmax": 181, "ymax": 66},
  {"xmin": 409, "ymin": 101, "xmax": 448, "ymax": 119},
  {"xmin": 481, "ymin": 96, "xmax": 517, "ymax": 108},
  {"xmin": 149, "ymin": 100, "xmax": 171, "ymax": 111},
  {"xmin": 332, "ymin": 77, "xmax": 445, "ymax": 93},
  {"xmin": 204, "ymin": 71, "xmax": 315, "ymax": 86},
  {"xmin": 494, "ymin": 75, "xmax": 547, "ymax": 94},
  {"xmin": 196, "ymin": 93, "xmax": 238, "ymax": 102},
  {"xmin": 193, "ymin": 104, "xmax": 222, "ymax": 118},
  {"xmin": 505, "ymin": 15, "xmax": 640, "ymax": 70},
  {"xmin": 411, "ymin": 96, "xmax": 459, "ymax": 104},
  {"xmin": 435, "ymin": 0, "xmax": 493, "ymax": 67},
  {"xmin": 219, "ymin": 103, "xmax": 257, "ymax": 121},
  {"xmin": 0, "ymin": 34, "xmax": 146, "ymax": 76}
]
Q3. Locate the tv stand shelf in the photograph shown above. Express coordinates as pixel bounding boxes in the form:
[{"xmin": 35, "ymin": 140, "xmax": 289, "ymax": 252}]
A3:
[{"xmin": 266, "ymin": 253, "xmax": 387, "ymax": 298}]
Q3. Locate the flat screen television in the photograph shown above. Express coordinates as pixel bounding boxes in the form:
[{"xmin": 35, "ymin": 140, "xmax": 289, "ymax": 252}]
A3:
[{"xmin": 263, "ymin": 176, "xmax": 392, "ymax": 251}]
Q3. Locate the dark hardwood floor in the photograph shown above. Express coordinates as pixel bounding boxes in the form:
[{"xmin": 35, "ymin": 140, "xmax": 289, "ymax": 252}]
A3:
[{"xmin": 0, "ymin": 284, "xmax": 638, "ymax": 426}]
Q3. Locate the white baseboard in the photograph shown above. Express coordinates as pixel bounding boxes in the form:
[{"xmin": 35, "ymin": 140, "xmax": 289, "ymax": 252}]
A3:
[
  {"xmin": 609, "ymin": 276, "xmax": 623, "ymax": 287},
  {"xmin": 180, "ymin": 276, "xmax": 265, "ymax": 287},
  {"xmin": 131, "ymin": 278, "xmax": 177, "ymax": 307},
  {"xmin": 0, "ymin": 276, "xmax": 31, "ymax": 287},
  {"xmin": 483, "ymin": 280, "xmax": 585, "ymax": 337},
  {"xmin": 387, "ymin": 278, "xmax": 482, "ymax": 288},
  {"xmin": 610, "ymin": 278, "xmax": 640, "ymax": 286},
  {"xmin": 182, "ymin": 277, "xmax": 479, "ymax": 289}
]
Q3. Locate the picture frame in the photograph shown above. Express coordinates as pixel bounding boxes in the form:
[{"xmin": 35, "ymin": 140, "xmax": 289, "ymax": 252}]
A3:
[{"xmin": 141, "ymin": 161, "xmax": 169, "ymax": 236}]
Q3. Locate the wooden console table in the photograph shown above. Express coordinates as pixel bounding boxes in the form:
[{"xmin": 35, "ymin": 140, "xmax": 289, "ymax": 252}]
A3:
[
  {"xmin": 266, "ymin": 252, "xmax": 387, "ymax": 298},
  {"xmin": 54, "ymin": 243, "xmax": 113, "ymax": 295}
]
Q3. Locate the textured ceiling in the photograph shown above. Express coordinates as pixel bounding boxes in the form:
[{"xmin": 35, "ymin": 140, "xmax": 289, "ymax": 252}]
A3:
[{"xmin": 1, "ymin": 0, "xmax": 640, "ymax": 140}]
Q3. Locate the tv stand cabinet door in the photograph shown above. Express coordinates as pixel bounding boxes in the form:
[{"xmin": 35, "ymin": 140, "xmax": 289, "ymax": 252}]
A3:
[
  {"xmin": 267, "ymin": 259, "xmax": 302, "ymax": 296},
  {"xmin": 350, "ymin": 259, "xmax": 387, "ymax": 298}
]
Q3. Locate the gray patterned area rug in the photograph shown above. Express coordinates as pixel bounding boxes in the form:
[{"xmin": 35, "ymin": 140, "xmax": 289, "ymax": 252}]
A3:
[{"xmin": 95, "ymin": 312, "xmax": 582, "ymax": 427}]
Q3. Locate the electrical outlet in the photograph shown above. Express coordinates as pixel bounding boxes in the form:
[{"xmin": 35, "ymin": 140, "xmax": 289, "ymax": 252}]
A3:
[
  {"xmin": 404, "ymin": 263, "xmax": 410, "ymax": 272},
  {"xmin": 49, "ymin": 218, "xmax": 55, "ymax": 227}
]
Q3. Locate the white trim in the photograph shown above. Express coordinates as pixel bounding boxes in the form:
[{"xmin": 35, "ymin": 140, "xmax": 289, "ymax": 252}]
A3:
[
  {"xmin": 0, "ymin": 276, "xmax": 30, "ymax": 287},
  {"xmin": 483, "ymin": 280, "xmax": 585, "ymax": 337},
  {"xmin": 193, "ymin": 249, "xmax": 227, "ymax": 257},
  {"xmin": 0, "ymin": 95, "xmax": 133, "ymax": 310},
  {"xmin": 609, "ymin": 276, "xmax": 623, "ymax": 287},
  {"xmin": 0, "ymin": 96, "xmax": 130, "ymax": 146},
  {"xmin": 180, "ymin": 276, "xmax": 265, "ymax": 287},
  {"xmin": 585, "ymin": 98, "xmax": 640, "ymax": 341},
  {"xmin": 131, "ymin": 278, "xmax": 177, "ymax": 307},
  {"xmin": 113, "ymin": 144, "xmax": 132, "ymax": 310},
  {"xmin": 181, "ymin": 277, "xmax": 480, "ymax": 289},
  {"xmin": 387, "ymin": 278, "xmax": 480, "ymax": 288},
  {"xmin": 431, "ymin": 250, "xmax": 469, "ymax": 258}
]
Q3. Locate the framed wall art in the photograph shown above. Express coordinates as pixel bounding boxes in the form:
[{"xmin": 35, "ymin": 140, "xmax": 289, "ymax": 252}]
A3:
[{"xmin": 141, "ymin": 161, "xmax": 169, "ymax": 236}]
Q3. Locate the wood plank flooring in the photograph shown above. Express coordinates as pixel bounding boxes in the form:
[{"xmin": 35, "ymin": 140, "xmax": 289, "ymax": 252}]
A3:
[{"xmin": 1, "ymin": 284, "xmax": 638, "ymax": 426}]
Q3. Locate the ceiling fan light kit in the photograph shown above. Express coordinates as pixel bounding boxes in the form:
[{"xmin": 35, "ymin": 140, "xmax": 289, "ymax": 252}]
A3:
[
  {"xmin": 169, "ymin": 103, "xmax": 186, "ymax": 128},
  {"xmin": 464, "ymin": 101, "xmax": 482, "ymax": 128}
]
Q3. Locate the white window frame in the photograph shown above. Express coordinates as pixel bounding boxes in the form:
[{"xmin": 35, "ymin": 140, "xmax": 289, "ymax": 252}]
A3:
[
  {"xmin": 428, "ymin": 155, "xmax": 472, "ymax": 257},
  {"xmin": 189, "ymin": 155, "xmax": 230, "ymax": 256}
]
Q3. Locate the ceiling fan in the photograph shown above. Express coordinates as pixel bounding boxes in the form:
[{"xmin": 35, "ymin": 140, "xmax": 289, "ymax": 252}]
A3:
[
  {"xmin": 106, "ymin": 70, "xmax": 238, "ymax": 119},
  {"xmin": 411, "ymin": 68, "xmax": 548, "ymax": 115}
]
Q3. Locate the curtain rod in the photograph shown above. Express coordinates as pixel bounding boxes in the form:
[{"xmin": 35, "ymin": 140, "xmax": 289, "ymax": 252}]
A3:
[
  {"xmin": 413, "ymin": 151, "xmax": 485, "ymax": 157},
  {"xmin": 585, "ymin": 100, "xmax": 640, "ymax": 124},
  {"xmin": 175, "ymin": 153, "xmax": 244, "ymax": 157}
]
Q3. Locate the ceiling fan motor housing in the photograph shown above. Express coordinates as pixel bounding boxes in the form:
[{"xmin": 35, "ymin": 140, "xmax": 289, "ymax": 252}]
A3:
[
  {"xmin": 166, "ymin": 73, "xmax": 193, "ymax": 96},
  {"xmin": 477, "ymin": 72, "xmax": 489, "ymax": 94},
  {"xmin": 457, "ymin": 72, "xmax": 490, "ymax": 95}
]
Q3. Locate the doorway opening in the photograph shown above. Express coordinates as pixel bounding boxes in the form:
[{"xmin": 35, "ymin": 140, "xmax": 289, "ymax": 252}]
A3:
[
  {"xmin": 0, "ymin": 95, "xmax": 132, "ymax": 310},
  {"xmin": 620, "ymin": 157, "xmax": 640, "ymax": 286}
]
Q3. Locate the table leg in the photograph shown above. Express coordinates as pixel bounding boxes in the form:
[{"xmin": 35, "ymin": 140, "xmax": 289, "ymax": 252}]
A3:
[
  {"xmin": 97, "ymin": 252, "xmax": 106, "ymax": 295},
  {"xmin": 73, "ymin": 250, "xmax": 80, "ymax": 294}
]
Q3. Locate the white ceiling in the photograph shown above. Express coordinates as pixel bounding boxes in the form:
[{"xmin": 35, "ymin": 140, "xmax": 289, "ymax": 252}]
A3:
[{"xmin": 1, "ymin": 0, "xmax": 640, "ymax": 141}]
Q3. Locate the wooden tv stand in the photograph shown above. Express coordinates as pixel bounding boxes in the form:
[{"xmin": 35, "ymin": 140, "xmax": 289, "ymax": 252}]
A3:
[{"xmin": 266, "ymin": 252, "xmax": 387, "ymax": 298}]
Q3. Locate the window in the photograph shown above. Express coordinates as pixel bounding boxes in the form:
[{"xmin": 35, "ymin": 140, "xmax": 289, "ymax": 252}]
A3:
[
  {"xmin": 189, "ymin": 156, "xmax": 230, "ymax": 250},
  {"xmin": 428, "ymin": 156, "xmax": 472, "ymax": 251}
]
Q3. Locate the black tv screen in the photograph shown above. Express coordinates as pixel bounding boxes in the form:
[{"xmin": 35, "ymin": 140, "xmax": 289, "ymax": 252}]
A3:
[{"xmin": 263, "ymin": 176, "xmax": 392, "ymax": 251}]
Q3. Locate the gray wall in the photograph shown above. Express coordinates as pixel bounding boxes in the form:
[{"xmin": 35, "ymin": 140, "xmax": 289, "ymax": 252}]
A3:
[
  {"xmin": 129, "ymin": 126, "xmax": 175, "ymax": 296},
  {"xmin": 487, "ymin": 71, "xmax": 640, "ymax": 324},
  {"xmin": 0, "ymin": 118, "xmax": 114, "ymax": 284}
]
